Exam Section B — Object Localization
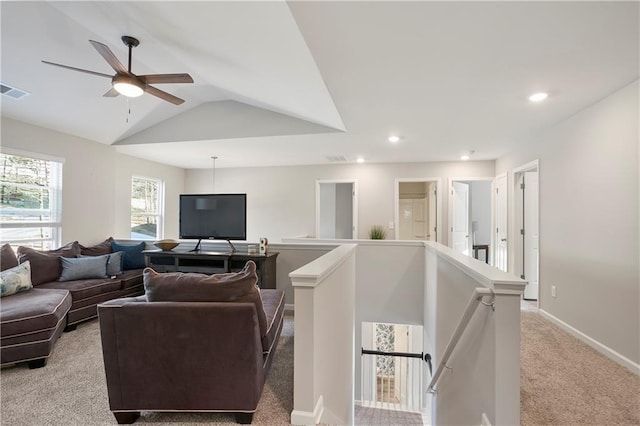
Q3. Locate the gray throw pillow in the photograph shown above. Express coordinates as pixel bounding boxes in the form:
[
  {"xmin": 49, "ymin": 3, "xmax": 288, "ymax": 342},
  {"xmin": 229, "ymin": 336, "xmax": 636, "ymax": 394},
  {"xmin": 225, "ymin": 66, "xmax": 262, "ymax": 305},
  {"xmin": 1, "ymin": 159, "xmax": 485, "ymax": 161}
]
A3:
[
  {"xmin": 59, "ymin": 256, "xmax": 108, "ymax": 282},
  {"xmin": 81, "ymin": 251, "xmax": 123, "ymax": 276}
]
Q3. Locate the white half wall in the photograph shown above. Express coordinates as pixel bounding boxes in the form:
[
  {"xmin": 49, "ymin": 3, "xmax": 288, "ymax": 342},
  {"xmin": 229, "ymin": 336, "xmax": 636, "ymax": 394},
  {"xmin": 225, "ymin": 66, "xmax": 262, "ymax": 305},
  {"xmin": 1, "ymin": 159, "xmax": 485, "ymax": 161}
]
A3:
[{"xmin": 496, "ymin": 80, "xmax": 640, "ymax": 367}]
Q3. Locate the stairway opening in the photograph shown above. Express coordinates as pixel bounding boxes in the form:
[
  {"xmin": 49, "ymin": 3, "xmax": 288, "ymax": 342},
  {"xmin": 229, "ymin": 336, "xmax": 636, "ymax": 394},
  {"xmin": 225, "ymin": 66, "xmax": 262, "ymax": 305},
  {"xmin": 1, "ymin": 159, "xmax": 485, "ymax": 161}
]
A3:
[{"xmin": 360, "ymin": 322, "xmax": 425, "ymax": 414}]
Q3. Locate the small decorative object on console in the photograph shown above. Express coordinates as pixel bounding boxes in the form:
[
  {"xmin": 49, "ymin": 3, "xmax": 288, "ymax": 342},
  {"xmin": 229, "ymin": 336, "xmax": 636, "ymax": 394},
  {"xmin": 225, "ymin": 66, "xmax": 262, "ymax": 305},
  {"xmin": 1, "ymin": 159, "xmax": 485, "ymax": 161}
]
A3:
[
  {"xmin": 154, "ymin": 239, "xmax": 180, "ymax": 251},
  {"xmin": 259, "ymin": 237, "xmax": 268, "ymax": 254}
]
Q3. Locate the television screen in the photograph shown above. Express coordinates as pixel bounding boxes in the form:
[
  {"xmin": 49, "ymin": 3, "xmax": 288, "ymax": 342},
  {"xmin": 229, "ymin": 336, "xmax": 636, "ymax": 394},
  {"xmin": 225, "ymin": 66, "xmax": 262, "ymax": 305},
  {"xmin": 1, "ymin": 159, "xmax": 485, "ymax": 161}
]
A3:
[{"xmin": 179, "ymin": 194, "xmax": 247, "ymax": 241}]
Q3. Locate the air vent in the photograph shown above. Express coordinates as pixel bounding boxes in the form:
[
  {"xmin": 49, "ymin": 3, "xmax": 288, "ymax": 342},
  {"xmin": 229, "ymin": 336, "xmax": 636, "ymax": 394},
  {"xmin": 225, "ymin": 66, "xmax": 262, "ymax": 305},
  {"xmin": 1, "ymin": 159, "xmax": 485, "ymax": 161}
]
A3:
[
  {"xmin": 326, "ymin": 155, "xmax": 349, "ymax": 162},
  {"xmin": 0, "ymin": 82, "xmax": 30, "ymax": 100}
]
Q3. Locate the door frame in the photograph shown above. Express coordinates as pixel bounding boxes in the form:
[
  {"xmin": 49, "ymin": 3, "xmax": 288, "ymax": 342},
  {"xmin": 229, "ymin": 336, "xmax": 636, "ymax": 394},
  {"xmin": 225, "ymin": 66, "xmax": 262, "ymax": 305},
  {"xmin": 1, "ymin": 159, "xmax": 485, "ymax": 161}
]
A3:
[
  {"xmin": 509, "ymin": 160, "xmax": 540, "ymax": 300},
  {"xmin": 447, "ymin": 177, "xmax": 495, "ymax": 260},
  {"xmin": 493, "ymin": 172, "xmax": 508, "ymax": 271},
  {"xmin": 394, "ymin": 177, "xmax": 442, "ymax": 242},
  {"xmin": 315, "ymin": 178, "xmax": 358, "ymax": 239}
]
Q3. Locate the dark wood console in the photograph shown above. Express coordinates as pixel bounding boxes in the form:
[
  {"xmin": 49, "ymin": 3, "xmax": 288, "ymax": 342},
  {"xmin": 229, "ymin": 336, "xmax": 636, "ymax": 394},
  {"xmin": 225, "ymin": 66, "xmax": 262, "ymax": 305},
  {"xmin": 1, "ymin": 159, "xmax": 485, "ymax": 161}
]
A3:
[{"xmin": 143, "ymin": 250, "xmax": 279, "ymax": 289}]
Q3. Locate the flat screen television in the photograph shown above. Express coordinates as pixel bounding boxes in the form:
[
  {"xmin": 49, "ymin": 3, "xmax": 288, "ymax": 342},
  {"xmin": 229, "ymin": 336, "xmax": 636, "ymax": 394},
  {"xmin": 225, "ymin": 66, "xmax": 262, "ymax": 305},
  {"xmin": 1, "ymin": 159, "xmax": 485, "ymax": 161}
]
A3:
[{"xmin": 179, "ymin": 193, "xmax": 247, "ymax": 251}]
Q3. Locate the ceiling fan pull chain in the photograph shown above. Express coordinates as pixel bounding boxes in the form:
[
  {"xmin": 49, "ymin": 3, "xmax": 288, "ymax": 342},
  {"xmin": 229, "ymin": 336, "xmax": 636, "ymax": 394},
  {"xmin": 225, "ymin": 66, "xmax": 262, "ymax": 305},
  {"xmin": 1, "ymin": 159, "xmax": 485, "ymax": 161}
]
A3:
[{"xmin": 126, "ymin": 98, "xmax": 131, "ymax": 124}]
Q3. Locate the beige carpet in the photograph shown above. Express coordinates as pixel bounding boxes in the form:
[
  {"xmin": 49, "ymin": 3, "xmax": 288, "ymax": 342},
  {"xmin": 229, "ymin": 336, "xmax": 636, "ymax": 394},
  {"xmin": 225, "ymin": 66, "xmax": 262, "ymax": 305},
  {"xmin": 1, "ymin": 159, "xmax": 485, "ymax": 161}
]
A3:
[
  {"xmin": 3, "ymin": 311, "xmax": 639, "ymax": 426},
  {"xmin": 0, "ymin": 313, "xmax": 294, "ymax": 426},
  {"xmin": 521, "ymin": 311, "xmax": 640, "ymax": 426}
]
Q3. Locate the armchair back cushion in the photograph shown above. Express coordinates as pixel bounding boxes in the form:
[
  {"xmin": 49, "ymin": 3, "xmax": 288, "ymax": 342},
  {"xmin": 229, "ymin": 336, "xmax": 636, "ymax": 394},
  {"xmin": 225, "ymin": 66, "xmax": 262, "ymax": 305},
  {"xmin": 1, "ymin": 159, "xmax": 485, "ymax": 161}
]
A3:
[{"xmin": 143, "ymin": 260, "xmax": 268, "ymax": 337}]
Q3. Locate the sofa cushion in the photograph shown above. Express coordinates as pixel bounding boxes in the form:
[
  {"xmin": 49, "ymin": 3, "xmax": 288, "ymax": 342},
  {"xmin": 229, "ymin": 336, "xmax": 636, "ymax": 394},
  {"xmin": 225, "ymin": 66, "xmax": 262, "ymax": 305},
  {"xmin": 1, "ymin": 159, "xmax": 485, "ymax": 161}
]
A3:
[
  {"xmin": 0, "ymin": 288, "xmax": 72, "ymax": 338},
  {"xmin": 1, "ymin": 243, "xmax": 18, "ymax": 271},
  {"xmin": 0, "ymin": 261, "xmax": 33, "ymax": 297},
  {"xmin": 79, "ymin": 237, "xmax": 114, "ymax": 256},
  {"xmin": 144, "ymin": 261, "xmax": 268, "ymax": 337},
  {"xmin": 17, "ymin": 242, "xmax": 81, "ymax": 285},
  {"xmin": 38, "ymin": 278, "xmax": 121, "ymax": 302},
  {"xmin": 119, "ymin": 268, "xmax": 144, "ymax": 290},
  {"xmin": 111, "ymin": 241, "xmax": 146, "ymax": 270},
  {"xmin": 59, "ymin": 256, "xmax": 109, "ymax": 282}
]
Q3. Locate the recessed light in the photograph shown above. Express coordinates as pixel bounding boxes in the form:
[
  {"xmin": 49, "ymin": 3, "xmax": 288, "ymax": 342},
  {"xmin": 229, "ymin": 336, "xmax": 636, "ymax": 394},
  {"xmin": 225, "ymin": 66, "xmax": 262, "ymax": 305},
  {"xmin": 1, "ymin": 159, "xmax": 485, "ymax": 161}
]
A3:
[
  {"xmin": 460, "ymin": 150, "xmax": 474, "ymax": 161},
  {"xmin": 356, "ymin": 158, "xmax": 365, "ymax": 164},
  {"xmin": 528, "ymin": 92, "xmax": 548, "ymax": 102},
  {"xmin": 388, "ymin": 135, "xmax": 400, "ymax": 143}
]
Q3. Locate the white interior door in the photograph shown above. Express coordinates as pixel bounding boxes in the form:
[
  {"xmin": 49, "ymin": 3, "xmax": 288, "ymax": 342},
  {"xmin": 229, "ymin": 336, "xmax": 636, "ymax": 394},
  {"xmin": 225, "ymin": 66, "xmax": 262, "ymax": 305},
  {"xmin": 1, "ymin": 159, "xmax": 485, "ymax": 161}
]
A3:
[
  {"xmin": 523, "ymin": 171, "xmax": 539, "ymax": 300},
  {"xmin": 494, "ymin": 174, "xmax": 508, "ymax": 271},
  {"xmin": 451, "ymin": 181, "xmax": 470, "ymax": 255}
]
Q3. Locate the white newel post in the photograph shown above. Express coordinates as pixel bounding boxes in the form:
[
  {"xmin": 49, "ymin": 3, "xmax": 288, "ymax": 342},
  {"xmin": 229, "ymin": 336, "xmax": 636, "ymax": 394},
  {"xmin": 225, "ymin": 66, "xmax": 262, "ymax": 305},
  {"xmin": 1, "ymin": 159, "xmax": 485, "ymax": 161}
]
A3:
[
  {"xmin": 493, "ymin": 283, "xmax": 523, "ymax": 426},
  {"xmin": 290, "ymin": 244, "xmax": 357, "ymax": 426}
]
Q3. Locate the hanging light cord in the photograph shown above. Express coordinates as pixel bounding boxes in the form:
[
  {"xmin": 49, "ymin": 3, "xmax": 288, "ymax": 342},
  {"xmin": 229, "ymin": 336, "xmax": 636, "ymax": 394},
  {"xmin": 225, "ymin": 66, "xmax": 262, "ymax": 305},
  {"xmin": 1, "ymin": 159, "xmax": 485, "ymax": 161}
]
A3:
[{"xmin": 211, "ymin": 156, "xmax": 218, "ymax": 192}]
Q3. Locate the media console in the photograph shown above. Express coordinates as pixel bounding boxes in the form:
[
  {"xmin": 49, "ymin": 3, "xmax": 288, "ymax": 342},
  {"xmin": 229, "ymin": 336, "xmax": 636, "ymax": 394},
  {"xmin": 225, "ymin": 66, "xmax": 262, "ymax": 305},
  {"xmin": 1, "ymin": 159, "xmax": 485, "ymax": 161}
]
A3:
[{"xmin": 143, "ymin": 250, "xmax": 278, "ymax": 289}]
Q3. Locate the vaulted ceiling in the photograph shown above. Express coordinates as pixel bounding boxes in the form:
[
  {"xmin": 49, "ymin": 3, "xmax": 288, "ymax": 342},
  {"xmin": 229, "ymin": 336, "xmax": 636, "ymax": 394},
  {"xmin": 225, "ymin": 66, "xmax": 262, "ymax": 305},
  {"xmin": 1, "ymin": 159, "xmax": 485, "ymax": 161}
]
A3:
[{"xmin": 1, "ymin": 1, "xmax": 638, "ymax": 168}]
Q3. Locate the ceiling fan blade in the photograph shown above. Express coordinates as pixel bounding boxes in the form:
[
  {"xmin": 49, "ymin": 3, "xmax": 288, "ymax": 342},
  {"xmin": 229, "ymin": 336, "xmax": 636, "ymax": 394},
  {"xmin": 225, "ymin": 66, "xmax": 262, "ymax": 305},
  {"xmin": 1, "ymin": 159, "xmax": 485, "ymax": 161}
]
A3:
[
  {"xmin": 41, "ymin": 61, "xmax": 113, "ymax": 78},
  {"xmin": 138, "ymin": 74, "xmax": 194, "ymax": 84},
  {"xmin": 103, "ymin": 88, "xmax": 120, "ymax": 97},
  {"xmin": 145, "ymin": 85, "xmax": 185, "ymax": 105},
  {"xmin": 89, "ymin": 40, "xmax": 127, "ymax": 74}
]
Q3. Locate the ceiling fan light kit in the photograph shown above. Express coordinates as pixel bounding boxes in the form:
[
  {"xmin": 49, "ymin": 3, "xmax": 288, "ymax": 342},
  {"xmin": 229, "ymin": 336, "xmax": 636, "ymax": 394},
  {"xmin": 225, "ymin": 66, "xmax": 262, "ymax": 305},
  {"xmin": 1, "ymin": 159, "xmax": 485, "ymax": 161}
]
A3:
[
  {"xmin": 42, "ymin": 35, "xmax": 193, "ymax": 105},
  {"xmin": 113, "ymin": 75, "xmax": 144, "ymax": 97}
]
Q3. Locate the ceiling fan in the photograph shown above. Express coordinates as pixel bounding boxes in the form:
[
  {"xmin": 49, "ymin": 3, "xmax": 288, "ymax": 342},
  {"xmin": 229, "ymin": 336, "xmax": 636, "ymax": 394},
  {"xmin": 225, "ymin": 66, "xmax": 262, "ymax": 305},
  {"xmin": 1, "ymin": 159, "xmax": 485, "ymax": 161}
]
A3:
[{"xmin": 42, "ymin": 35, "xmax": 193, "ymax": 105}]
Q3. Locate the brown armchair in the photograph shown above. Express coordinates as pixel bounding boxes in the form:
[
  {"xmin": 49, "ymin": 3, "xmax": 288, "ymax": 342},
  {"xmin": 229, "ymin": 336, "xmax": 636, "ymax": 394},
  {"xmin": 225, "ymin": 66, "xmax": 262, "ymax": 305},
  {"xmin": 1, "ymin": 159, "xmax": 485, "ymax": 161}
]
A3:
[{"xmin": 97, "ymin": 262, "xmax": 285, "ymax": 424}]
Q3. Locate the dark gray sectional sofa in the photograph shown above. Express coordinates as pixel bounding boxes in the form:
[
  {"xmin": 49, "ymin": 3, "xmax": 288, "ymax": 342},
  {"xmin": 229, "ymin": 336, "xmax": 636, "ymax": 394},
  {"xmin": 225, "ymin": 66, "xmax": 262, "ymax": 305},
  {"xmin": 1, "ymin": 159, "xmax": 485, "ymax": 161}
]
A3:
[{"xmin": 0, "ymin": 238, "xmax": 145, "ymax": 368}]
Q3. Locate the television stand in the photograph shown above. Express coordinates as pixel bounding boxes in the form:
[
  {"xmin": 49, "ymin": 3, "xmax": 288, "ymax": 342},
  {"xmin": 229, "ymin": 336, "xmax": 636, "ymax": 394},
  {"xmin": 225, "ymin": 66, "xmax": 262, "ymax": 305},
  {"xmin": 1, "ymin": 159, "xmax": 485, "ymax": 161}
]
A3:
[
  {"xmin": 143, "ymin": 250, "xmax": 279, "ymax": 289},
  {"xmin": 189, "ymin": 239, "xmax": 204, "ymax": 252},
  {"xmin": 189, "ymin": 239, "xmax": 237, "ymax": 253}
]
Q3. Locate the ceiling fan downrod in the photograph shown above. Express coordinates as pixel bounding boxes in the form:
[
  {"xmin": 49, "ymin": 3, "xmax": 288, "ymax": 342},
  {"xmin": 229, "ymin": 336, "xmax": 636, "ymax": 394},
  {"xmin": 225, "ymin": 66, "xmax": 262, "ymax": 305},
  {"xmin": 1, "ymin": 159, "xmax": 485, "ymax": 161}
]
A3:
[{"xmin": 121, "ymin": 36, "xmax": 139, "ymax": 74}]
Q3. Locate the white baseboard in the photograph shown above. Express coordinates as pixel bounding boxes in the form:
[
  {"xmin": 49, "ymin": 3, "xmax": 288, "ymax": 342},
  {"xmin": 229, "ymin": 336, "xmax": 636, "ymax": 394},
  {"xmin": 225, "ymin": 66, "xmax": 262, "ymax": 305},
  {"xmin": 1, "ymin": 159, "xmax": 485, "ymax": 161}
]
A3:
[
  {"xmin": 538, "ymin": 309, "xmax": 640, "ymax": 375},
  {"xmin": 290, "ymin": 395, "xmax": 323, "ymax": 425}
]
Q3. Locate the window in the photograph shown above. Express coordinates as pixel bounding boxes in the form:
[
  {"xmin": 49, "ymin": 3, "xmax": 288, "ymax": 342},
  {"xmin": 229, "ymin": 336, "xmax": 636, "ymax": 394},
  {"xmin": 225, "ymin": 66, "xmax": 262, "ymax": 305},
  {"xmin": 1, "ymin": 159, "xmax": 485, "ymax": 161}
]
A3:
[
  {"xmin": 0, "ymin": 150, "xmax": 63, "ymax": 250},
  {"xmin": 130, "ymin": 176, "xmax": 163, "ymax": 240}
]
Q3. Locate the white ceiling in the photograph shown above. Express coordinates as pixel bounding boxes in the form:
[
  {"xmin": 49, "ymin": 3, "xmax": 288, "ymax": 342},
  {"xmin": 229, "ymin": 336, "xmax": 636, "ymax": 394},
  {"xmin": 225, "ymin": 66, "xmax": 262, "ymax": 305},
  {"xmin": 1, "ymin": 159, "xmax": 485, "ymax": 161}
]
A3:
[{"xmin": 1, "ymin": 1, "xmax": 638, "ymax": 169}]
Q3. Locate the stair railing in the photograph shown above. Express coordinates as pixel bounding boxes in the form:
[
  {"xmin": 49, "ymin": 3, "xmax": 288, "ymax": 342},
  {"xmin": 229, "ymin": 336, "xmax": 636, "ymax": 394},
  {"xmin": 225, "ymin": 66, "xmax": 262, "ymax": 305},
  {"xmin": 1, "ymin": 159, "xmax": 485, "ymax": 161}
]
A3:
[{"xmin": 427, "ymin": 287, "xmax": 495, "ymax": 393}]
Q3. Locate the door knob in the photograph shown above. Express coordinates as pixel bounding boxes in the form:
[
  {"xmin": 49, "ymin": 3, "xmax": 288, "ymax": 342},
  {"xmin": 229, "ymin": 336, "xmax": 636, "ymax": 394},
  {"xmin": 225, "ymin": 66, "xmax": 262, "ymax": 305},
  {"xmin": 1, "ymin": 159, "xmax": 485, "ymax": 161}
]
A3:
[{"xmin": 501, "ymin": 238, "xmax": 507, "ymax": 242}]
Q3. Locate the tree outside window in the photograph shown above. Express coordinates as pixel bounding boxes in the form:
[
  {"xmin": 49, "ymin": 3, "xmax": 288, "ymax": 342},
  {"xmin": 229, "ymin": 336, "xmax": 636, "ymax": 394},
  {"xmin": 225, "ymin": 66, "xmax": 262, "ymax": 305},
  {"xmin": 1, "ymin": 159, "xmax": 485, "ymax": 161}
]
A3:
[
  {"xmin": 0, "ymin": 151, "xmax": 63, "ymax": 249},
  {"xmin": 131, "ymin": 176, "xmax": 163, "ymax": 240}
]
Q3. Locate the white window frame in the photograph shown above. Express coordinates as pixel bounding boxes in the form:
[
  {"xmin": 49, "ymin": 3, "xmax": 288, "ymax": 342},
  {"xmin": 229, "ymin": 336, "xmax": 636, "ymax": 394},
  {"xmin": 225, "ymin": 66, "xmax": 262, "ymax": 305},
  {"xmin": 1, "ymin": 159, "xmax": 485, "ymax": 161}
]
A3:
[
  {"xmin": 0, "ymin": 148, "xmax": 64, "ymax": 249},
  {"xmin": 130, "ymin": 176, "xmax": 164, "ymax": 240}
]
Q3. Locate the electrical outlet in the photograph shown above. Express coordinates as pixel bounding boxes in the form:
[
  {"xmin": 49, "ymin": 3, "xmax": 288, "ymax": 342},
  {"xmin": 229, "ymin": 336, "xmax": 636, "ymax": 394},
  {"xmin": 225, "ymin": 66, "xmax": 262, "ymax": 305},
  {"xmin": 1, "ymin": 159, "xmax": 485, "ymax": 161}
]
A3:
[
  {"xmin": 388, "ymin": 221, "xmax": 394, "ymax": 230},
  {"xmin": 551, "ymin": 286, "xmax": 557, "ymax": 298}
]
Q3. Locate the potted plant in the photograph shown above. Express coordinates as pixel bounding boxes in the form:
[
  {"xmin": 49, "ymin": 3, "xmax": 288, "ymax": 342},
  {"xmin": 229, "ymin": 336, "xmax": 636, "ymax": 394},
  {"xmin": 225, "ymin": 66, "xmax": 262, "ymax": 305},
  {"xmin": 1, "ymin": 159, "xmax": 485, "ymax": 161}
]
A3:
[{"xmin": 369, "ymin": 225, "xmax": 387, "ymax": 240}]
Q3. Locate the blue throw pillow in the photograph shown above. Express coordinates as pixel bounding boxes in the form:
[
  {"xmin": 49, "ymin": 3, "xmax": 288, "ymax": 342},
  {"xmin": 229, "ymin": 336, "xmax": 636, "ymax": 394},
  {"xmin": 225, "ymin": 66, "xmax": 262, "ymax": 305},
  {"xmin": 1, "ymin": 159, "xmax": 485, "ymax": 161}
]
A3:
[
  {"xmin": 59, "ymin": 256, "xmax": 108, "ymax": 281},
  {"xmin": 111, "ymin": 241, "xmax": 146, "ymax": 270}
]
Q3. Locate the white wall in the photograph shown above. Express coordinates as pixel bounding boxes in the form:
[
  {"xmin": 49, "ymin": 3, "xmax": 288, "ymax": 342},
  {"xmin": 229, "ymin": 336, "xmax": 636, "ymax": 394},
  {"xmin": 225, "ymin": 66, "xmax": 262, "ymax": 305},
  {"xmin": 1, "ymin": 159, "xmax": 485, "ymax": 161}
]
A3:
[
  {"xmin": 185, "ymin": 161, "xmax": 495, "ymax": 244},
  {"xmin": 319, "ymin": 183, "xmax": 336, "ymax": 238},
  {"xmin": 1, "ymin": 117, "xmax": 185, "ymax": 246},
  {"xmin": 496, "ymin": 80, "xmax": 640, "ymax": 367}
]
